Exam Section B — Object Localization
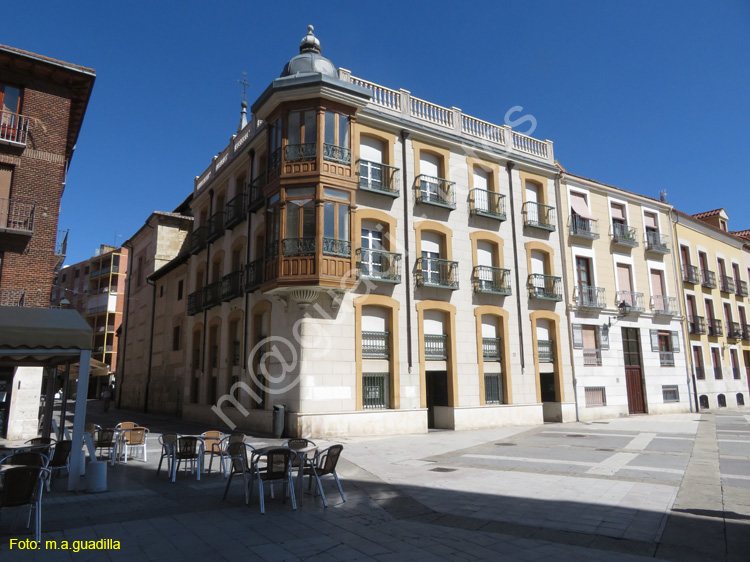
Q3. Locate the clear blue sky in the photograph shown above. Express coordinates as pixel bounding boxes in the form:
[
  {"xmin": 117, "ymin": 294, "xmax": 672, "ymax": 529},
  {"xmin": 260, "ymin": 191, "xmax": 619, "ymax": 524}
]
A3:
[{"xmin": 4, "ymin": 0, "xmax": 749, "ymax": 265}]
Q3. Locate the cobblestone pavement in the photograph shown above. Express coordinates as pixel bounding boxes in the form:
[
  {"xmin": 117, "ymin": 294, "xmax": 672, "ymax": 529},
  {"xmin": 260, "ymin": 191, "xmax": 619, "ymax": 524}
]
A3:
[{"xmin": 1, "ymin": 405, "xmax": 749, "ymax": 561}]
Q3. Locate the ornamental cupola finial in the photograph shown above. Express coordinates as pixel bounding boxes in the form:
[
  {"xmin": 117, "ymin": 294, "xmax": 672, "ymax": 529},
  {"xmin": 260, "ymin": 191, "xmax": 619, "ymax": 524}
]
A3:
[{"xmin": 299, "ymin": 25, "xmax": 321, "ymax": 54}]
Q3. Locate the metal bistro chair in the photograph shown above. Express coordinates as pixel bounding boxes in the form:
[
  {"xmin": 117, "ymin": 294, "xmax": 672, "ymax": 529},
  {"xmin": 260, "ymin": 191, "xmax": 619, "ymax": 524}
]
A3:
[
  {"xmin": 222, "ymin": 441, "xmax": 256, "ymax": 504},
  {"xmin": 120, "ymin": 427, "xmax": 149, "ymax": 463},
  {"xmin": 24, "ymin": 437, "xmax": 55, "ymax": 459},
  {"xmin": 249, "ymin": 447, "xmax": 297, "ymax": 514},
  {"xmin": 93, "ymin": 429, "xmax": 118, "ymax": 464},
  {"xmin": 46, "ymin": 440, "xmax": 73, "ymax": 491},
  {"xmin": 0, "ymin": 466, "xmax": 50, "ymax": 542},
  {"xmin": 157, "ymin": 433, "xmax": 179, "ymax": 477},
  {"xmin": 0, "ymin": 451, "xmax": 50, "ymax": 469},
  {"xmin": 201, "ymin": 431, "xmax": 225, "ymax": 474},
  {"xmin": 303, "ymin": 444, "xmax": 346, "ymax": 508},
  {"xmin": 171, "ymin": 436, "xmax": 205, "ymax": 482},
  {"xmin": 218, "ymin": 433, "xmax": 246, "ymax": 478}
]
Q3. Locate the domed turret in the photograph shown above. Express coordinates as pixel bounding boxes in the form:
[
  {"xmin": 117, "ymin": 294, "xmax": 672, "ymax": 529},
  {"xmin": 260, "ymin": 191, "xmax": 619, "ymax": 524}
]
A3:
[{"xmin": 280, "ymin": 25, "xmax": 337, "ymax": 78}]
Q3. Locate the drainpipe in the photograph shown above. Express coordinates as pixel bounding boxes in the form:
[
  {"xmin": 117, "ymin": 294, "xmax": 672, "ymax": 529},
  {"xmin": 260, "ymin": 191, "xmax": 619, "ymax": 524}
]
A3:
[
  {"xmin": 401, "ymin": 130, "xmax": 413, "ymax": 372},
  {"xmin": 143, "ymin": 278, "xmax": 157, "ymax": 412},
  {"xmin": 116, "ymin": 241, "xmax": 134, "ymax": 409},
  {"xmin": 505, "ymin": 162, "xmax": 524, "ymax": 372},
  {"xmin": 555, "ymin": 172, "xmax": 579, "ymax": 421},
  {"xmin": 243, "ymin": 151, "xmax": 255, "ymax": 370}
]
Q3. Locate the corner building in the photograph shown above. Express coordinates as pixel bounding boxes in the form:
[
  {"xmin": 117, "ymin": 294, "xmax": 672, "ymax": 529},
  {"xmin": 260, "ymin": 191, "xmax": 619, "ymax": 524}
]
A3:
[{"xmin": 154, "ymin": 28, "xmax": 575, "ymax": 436}]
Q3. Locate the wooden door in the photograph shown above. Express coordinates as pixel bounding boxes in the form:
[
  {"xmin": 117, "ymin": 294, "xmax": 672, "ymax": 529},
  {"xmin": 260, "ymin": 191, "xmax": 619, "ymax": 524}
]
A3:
[{"xmin": 622, "ymin": 327, "xmax": 646, "ymax": 414}]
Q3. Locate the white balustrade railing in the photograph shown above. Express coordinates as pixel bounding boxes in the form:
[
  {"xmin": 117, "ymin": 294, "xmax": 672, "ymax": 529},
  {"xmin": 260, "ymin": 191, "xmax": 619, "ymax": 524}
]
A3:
[
  {"xmin": 512, "ymin": 131, "xmax": 549, "ymax": 158},
  {"xmin": 461, "ymin": 114, "xmax": 505, "ymax": 145},
  {"xmin": 350, "ymin": 76, "xmax": 401, "ymax": 111},
  {"xmin": 410, "ymin": 96, "xmax": 454, "ymax": 128}
]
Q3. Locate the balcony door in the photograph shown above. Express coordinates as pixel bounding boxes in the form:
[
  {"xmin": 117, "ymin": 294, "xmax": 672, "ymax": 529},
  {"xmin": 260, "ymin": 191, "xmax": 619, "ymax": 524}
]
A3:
[
  {"xmin": 361, "ymin": 222, "xmax": 384, "ymax": 278},
  {"xmin": 476, "ymin": 240, "xmax": 495, "ymax": 291},
  {"xmin": 617, "ymin": 263, "xmax": 634, "ymax": 307},
  {"xmin": 622, "ymin": 327, "xmax": 646, "ymax": 414},
  {"xmin": 420, "ymin": 152, "xmax": 441, "ymax": 200},
  {"xmin": 576, "ymin": 256, "xmax": 593, "ymax": 304},
  {"xmin": 421, "ymin": 231, "xmax": 442, "ymax": 285},
  {"xmin": 651, "ymin": 269, "xmax": 665, "ymax": 311},
  {"xmin": 0, "ymin": 165, "xmax": 11, "ymax": 228},
  {"xmin": 360, "ymin": 136, "xmax": 385, "ymax": 188},
  {"xmin": 473, "ymin": 167, "xmax": 490, "ymax": 212}
]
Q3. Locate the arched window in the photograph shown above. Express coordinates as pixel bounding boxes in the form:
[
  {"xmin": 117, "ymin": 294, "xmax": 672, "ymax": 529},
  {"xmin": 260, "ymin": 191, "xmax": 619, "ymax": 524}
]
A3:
[
  {"xmin": 737, "ymin": 393, "xmax": 745, "ymax": 406},
  {"xmin": 718, "ymin": 394, "xmax": 727, "ymax": 407},
  {"xmin": 699, "ymin": 395, "xmax": 709, "ymax": 409},
  {"xmin": 415, "ymin": 221, "xmax": 456, "ymax": 290}
]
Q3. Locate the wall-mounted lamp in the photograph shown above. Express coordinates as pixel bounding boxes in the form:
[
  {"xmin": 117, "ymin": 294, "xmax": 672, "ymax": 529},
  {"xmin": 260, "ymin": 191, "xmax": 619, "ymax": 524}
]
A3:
[{"xmin": 607, "ymin": 301, "xmax": 631, "ymax": 328}]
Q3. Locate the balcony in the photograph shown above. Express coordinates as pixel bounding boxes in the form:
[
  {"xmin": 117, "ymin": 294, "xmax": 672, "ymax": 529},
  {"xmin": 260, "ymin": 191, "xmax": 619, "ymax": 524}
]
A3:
[
  {"xmin": 616, "ymin": 291, "xmax": 645, "ymax": 312},
  {"xmin": 528, "ymin": 274, "xmax": 562, "ymax": 301},
  {"xmin": 652, "ymin": 295, "xmax": 677, "ymax": 316},
  {"xmin": 537, "ymin": 339, "xmax": 554, "ymax": 363},
  {"xmin": 187, "ymin": 291, "xmax": 203, "ymax": 316},
  {"xmin": 472, "ymin": 266, "xmax": 511, "ymax": 295},
  {"xmin": 610, "ymin": 223, "xmax": 638, "ymax": 248},
  {"xmin": 244, "ymin": 258, "xmax": 263, "ymax": 292},
  {"xmin": 54, "ymin": 229, "xmax": 69, "ymax": 271},
  {"xmin": 469, "ymin": 189, "xmax": 506, "ymax": 221},
  {"xmin": 484, "ymin": 374, "xmax": 503, "ymax": 404},
  {"xmin": 522, "ymin": 202, "xmax": 556, "ymax": 231},
  {"xmin": 574, "ymin": 286, "xmax": 606, "ymax": 309},
  {"xmin": 207, "ymin": 211, "xmax": 225, "ymax": 243},
  {"xmin": 0, "ymin": 198, "xmax": 35, "ymax": 250},
  {"xmin": 0, "ymin": 110, "xmax": 30, "ymax": 146},
  {"xmin": 322, "ymin": 237, "xmax": 351, "ymax": 258},
  {"xmin": 583, "ymin": 349, "xmax": 602, "ymax": 366},
  {"xmin": 357, "ymin": 160, "xmax": 399, "ymax": 197},
  {"xmin": 659, "ymin": 351, "xmax": 675, "ymax": 366},
  {"xmin": 415, "ymin": 175, "xmax": 456, "ymax": 209},
  {"xmin": 738, "ymin": 280, "xmax": 749, "ymax": 298},
  {"xmin": 224, "ymin": 192, "xmax": 248, "ymax": 229},
  {"xmin": 323, "ymin": 143, "xmax": 351, "ymax": 165},
  {"xmin": 708, "ymin": 319, "xmax": 723, "ymax": 337},
  {"xmin": 569, "ymin": 215, "xmax": 599, "ymax": 240},
  {"xmin": 416, "ymin": 257, "xmax": 459, "ymax": 290},
  {"xmin": 424, "ymin": 334, "xmax": 448, "ymax": 360},
  {"xmin": 285, "ymin": 143, "xmax": 316, "ymax": 162},
  {"xmin": 202, "ymin": 282, "xmax": 221, "ymax": 310},
  {"xmin": 701, "ymin": 269, "xmax": 717, "ymax": 289},
  {"xmin": 645, "ymin": 231, "xmax": 670, "ymax": 254},
  {"xmin": 248, "ymin": 176, "xmax": 266, "ymax": 212},
  {"xmin": 356, "ymin": 249, "xmax": 401, "ymax": 284},
  {"xmin": 190, "ymin": 226, "xmax": 208, "ymax": 255},
  {"xmin": 689, "ymin": 316, "xmax": 706, "ymax": 335},
  {"xmin": 482, "ymin": 337, "xmax": 502, "ymax": 361},
  {"xmin": 221, "ymin": 270, "xmax": 243, "ymax": 302},
  {"xmin": 0, "ymin": 289, "xmax": 25, "ymax": 307},
  {"xmin": 282, "ymin": 237, "xmax": 316, "ymax": 256},
  {"xmin": 682, "ymin": 265, "xmax": 700, "ymax": 284},
  {"xmin": 721, "ymin": 275, "xmax": 736, "ymax": 294},
  {"xmin": 729, "ymin": 322, "xmax": 743, "ymax": 340},
  {"xmin": 362, "ymin": 331, "xmax": 390, "ymax": 358}
]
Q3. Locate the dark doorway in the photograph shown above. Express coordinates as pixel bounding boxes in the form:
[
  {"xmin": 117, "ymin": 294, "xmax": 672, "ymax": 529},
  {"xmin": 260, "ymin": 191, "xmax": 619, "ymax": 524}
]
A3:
[
  {"xmin": 622, "ymin": 327, "xmax": 646, "ymax": 414},
  {"xmin": 426, "ymin": 370, "xmax": 448, "ymax": 429},
  {"xmin": 540, "ymin": 373, "xmax": 556, "ymax": 402}
]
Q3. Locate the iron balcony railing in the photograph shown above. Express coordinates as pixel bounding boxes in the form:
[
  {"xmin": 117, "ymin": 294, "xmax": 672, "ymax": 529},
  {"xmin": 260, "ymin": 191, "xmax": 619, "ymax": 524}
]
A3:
[
  {"xmin": 285, "ymin": 143, "xmax": 316, "ymax": 162},
  {"xmin": 616, "ymin": 291, "xmax": 645, "ymax": 312},
  {"xmin": 207, "ymin": 211, "xmax": 225, "ymax": 242},
  {"xmin": 738, "ymin": 280, "xmax": 749, "ymax": 298},
  {"xmin": 528, "ymin": 274, "xmax": 562, "ymax": 301},
  {"xmin": 0, "ymin": 198, "xmax": 35, "ymax": 233},
  {"xmin": 652, "ymin": 295, "xmax": 677, "ymax": 316},
  {"xmin": 415, "ymin": 175, "xmax": 456, "ymax": 209},
  {"xmin": 0, "ymin": 110, "xmax": 30, "ymax": 145},
  {"xmin": 0, "ymin": 289, "xmax": 25, "ymax": 307},
  {"xmin": 416, "ymin": 257, "xmax": 459, "ymax": 290},
  {"xmin": 690, "ymin": 316, "xmax": 706, "ymax": 335},
  {"xmin": 357, "ymin": 160, "xmax": 399, "ymax": 197},
  {"xmin": 221, "ymin": 270, "xmax": 243, "ymax": 302},
  {"xmin": 362, "ymin": 372, "xmax": 389, "ymax": 409},
  {"xmin": 424, "ymin": 334, "xmax": 448, "ymax": 359},
  {"xmin": 701, "ymin": 269, "xmax": 717, "ymax": 289},
  {"xmin": 714, "ymin": 367, "xmax": 723, "ymax": 380},
  {"xmin": 323, "ymin": 143, "xmax": 351, "ymax": 165},
  {"xmin": 248, "ymin": 176, "xmax": 266, "ymax": 212},
  {"xmin": 322, "ymin": 237, "xmax": 351, "ymax": 258},
  {"xmin": 522, "ymin": 202, "xmax": 556, "ymax": 231},
  {"xmin": 224, "ymin": 192, "xmax": 248, "ymax": 229},
  {"xmin": 469, "ymin": 188, "xmax": 506, "ymax": 221},
  {"xmin": 362, "ymin": 331, "xmax": 390, "ymax": 359},
  {"xmin": 538, "ymin": 339, "xmax": 554, "ymax": 363},
  {"xmin": 244, "ymin": 258, "xmax": 263, "ymax": 292},
  {"xmin": 682, "ymin": 265, "xmax": 700, "ymax": 284},
  {"xmin": 87, "ymin": 304, "xmax": 109, "ymax": 316},
  {"xmin": 187, "ymin": 290, "xmax": 203, "ymax": 315},
  {"xmin": 709, "ymin": 319, "xmax": 723, "ymax": 337},
  {"xmin": 472, "ymin": 266, "xmax": 511, "ymax": 295},
  {"xmin": 660, "ymin": 351, "xmax": 675, "ymax": 366},
  {"xmin": 484, "ymin": 374, "xmax": 503, "ymax": 404},
  {"xmin": 645, "ymin": 231, "xmax": 670, "ymax": 254},
  {"xmin": 482, "ymin": 337, "xmax": 502, "ymax": 361},
  {"xmin": 569, "ymin": 215, "xmax": 599, "ymax": 239},
  {"xmin": 266, "ymin": 240, "xmax": 279, "ymax": 259},
  {"xmin": 574, "ymin": 285, "xmax": 606, "ymax": 308},
  {"xmin": 729, "ymin": 322, "xmax": 743, "ymax": 339},
  {"xmin": 356, "ymin": 248, "xmax": 402, "ymax": 283},
  {"xmin": 611, "ymin": 223, "xmax": 638, "ymax": 247},
  {"xmin": 55, "ymin": 229, "xmax": 69, "ymax": 256},
  {"xmin": 202, "ymin": 282, "xmax": 221, "ymax": 310},
  {"xmin": 268, "ymin": 147, "xmax": 282, "ymax": 170},
  {"xmin": 190, "ymin": 226, "xmax": 208, "ymax": 254},
  {"xmin": 282, "ymin": 237, "xmax": 316, "ymax": 256},
  {"xmin": 695, "ymin": 367, "xmax": 706, "ymax": 380},
  {"xmin": 583, "ymin": 349, "xmax": 602, "ymax": 366},
  {"xmin": 721, "ymin": 275, "xmax": 736, "ymax": 294}
]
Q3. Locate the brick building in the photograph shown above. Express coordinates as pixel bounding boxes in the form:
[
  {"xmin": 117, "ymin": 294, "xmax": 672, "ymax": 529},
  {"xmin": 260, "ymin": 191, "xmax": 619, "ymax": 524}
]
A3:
[{"xmin": 0, "ymin": 44, "xmax": 95, "ymax": 439}]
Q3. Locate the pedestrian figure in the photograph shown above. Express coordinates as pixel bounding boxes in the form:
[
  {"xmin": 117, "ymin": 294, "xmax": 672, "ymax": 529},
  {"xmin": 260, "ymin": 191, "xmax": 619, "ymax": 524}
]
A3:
[{"xmin": 103, "ymin": 383, "xmax": 114, "ymax": 412}]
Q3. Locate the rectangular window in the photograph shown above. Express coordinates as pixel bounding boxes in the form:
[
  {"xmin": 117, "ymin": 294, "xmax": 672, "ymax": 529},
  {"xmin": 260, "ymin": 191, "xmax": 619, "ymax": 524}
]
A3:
[
  {"xmin": 585, "ymin": 386, "xmax": 606, "ymax": 407},
  {"xmin": 362, "ymin": 372, "xmax": 389, "ymax": 409},
  {"xmin": 75, "ymin": 269, "xmax": 80, "ymax": 279},
  {"xmin": 172, "ymin": 326, "xmax": 181, "ymax": 351},
  {"xmin": 177, "ymin": 280, "xmax": 184, "ymax": 300},
  {"xmin": 662, "ymin": 386, "xmax": 679, "ymax": 402},
  {"xmin": 232, "ymin": 340, "xmax": 241, "ymax": 367},
  {"xmin": 1, "ymin": 84, "xmax": 22, "ymax": 113}
]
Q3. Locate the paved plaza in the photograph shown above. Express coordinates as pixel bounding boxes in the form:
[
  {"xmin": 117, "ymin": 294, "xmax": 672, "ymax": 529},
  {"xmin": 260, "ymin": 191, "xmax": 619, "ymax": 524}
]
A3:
[{"xmin": 1, "ymin": 407, "xmax": 749, "ymax": 561}]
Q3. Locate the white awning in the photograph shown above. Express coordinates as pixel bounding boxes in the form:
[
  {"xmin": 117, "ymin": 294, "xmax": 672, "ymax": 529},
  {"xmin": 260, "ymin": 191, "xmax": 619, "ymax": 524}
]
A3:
[
  {"xmin": 611, "ymin": 204, "xmax": 625, "ymax": 221},
  {"xmin": 570, "ymin": 192, "xmax": 596, "ymax": 221}
]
